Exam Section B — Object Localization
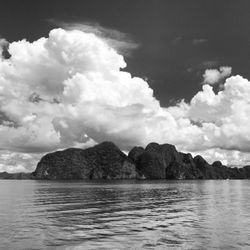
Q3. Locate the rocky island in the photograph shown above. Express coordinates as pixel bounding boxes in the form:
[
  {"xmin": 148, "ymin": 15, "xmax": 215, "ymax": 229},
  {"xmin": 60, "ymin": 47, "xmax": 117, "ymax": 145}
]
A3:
[{"xmin": 1, "ymin": 141, "xmax": 250, "ymax": 180}]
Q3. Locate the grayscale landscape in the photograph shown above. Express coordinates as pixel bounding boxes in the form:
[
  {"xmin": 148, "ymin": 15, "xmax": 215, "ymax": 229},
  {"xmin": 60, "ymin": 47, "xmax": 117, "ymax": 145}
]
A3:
[{"xmin": 0, "ymin": 1, "xmax": 250, "ymax": 249}]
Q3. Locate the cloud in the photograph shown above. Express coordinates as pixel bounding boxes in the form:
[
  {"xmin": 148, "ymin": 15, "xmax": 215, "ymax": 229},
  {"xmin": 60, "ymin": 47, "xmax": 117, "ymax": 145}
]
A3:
[
  {"xmin": 172, "ymin": 37, "xmax": 207, "ymax": 46},
  {"xmin": 0, "ymin": 28, "xmax": 250, "ymax": 171},
  {"xmin": 190, "ymin": 148, "xmax": 250, "ymax": 167},
  {"xmin": 188, "ymin": 75, "xmax": 250, "ymax": 152},
  {"xmin": 192, "ymin": 39, "xmax": 208, "ymax": 45},
  {"xmin": 202, "ymin": 66, "xmax": 232, "ymax": 85},
  {"xmin": 49, "ymin": 20, "xmax": 140, "ymax": 56},
  {"xmin": 0, "ymin": 151, "xmax": 42, "ymax": 173},
  {"xmin": 171, "ymin": 36, "xmax": 183, "ymax": 45},
  {"xmin": 0, "ymin": 28, "xmax": 159, "ymax": 154},
  {"xmin": 0, "ymin": 38, "xmax": 8, "ymax": 48},
  {"xmin": 0, "ymin": 38, "xmax": 10, "ymax": 59},
  {"xmin": 186, "ymin": 60, "xmax": 219, "ymax": 75}
]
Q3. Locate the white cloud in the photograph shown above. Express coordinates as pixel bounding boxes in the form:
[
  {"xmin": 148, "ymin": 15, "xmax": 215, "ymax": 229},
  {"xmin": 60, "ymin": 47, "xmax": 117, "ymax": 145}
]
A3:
[
  {"xmin": 0, "ymin": 151, "xmax": 42, "ymax": 173},
  {"xmin": 203, "ymin": 66, "xmax": 232, "ymax": 85},
  {"xmin": 49, "ymin": 20, "xmax": 140, "ymax": 56},
  {"xmin": 0, "ymin": 28, "xmax": 161, "ymax": 154},
  {"xmin": 190, "ymin": 148, "xmax": 250, "ymax": 167},
  {"xmin": 188, "ymin": 75, "xmax": 250, "ymax": 153},
  {"xmin": 0, "ymin": 28, "xmax": 250, "ymax": 172}
]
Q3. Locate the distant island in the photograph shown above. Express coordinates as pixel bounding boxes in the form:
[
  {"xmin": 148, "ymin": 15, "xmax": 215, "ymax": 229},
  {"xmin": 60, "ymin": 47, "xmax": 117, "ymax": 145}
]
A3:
[{"xmin": 1, "ymin": 141, "xmax": 250, "ymax": 180}]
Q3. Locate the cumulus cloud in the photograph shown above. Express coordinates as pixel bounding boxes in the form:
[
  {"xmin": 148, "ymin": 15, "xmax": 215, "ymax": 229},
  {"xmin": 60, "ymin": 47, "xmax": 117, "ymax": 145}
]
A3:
[
  {"xmin": 0, "ymin": 28, "xmax": 250, "ymax": 171},
  {"xmin": 188, "ymin": 75, "xmax": 250, "ymax": 152},
  {"xmin": 49, "ymin": 20, "xmax": 140, "ymax": 56},
  {"xmin": 0, "ymin": 28, "xmax": 160, "ymax": 152},
  {"xmin": 202, "ymin": 66, "xmax": 232, "ymax": 84}
]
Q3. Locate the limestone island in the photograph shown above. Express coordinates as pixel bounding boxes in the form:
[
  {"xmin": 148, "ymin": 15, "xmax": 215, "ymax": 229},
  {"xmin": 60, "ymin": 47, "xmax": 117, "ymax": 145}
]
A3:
[{"xmin": 1, "ymin": 141, "xmax": 250, "ymax": 180}]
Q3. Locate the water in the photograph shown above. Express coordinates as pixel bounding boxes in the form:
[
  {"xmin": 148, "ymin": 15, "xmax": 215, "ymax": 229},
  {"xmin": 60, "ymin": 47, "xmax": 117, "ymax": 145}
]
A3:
[{"xmin": 0, "ymin": 180, "xmax": 249, "ymax": 250}]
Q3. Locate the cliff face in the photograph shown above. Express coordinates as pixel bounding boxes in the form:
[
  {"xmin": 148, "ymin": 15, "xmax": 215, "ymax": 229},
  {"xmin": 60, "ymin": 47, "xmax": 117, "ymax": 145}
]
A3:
[{"xmin": 33, "ymin": 141, "xmax": 137, "ymax": 180}]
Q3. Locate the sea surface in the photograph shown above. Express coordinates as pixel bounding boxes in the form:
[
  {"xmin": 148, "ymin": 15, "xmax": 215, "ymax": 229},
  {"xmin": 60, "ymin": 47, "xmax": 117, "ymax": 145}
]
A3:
[{"xmin": 0, "ymin": 180, "xmax": 249, "ymax": 250}]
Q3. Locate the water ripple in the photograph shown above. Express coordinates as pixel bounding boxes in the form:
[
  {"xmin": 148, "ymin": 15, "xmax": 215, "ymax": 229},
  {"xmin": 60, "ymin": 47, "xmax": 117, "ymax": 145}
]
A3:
[{"xmin": 0, "ymin": 180, "xmax": 249, "ymax": 249}]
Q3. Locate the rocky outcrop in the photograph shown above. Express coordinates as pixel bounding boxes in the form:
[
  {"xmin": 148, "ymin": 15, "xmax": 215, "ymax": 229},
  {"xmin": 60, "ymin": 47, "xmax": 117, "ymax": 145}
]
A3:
[
  {"xmin": 128, "ymin": 146, "xmax": 144, "ymax": 165},
  {"xmin": 243, "ymin": 166, "xmax": 250, "ymax": 178},
  {"xmin": 131, "ymin": 142, "xmax": 183, "ymax": 179},
  {"xmin": 33, "ymin": 141, "xmax": 136, "ymax": 180},
  {"xmin": 128, "ymin": 143, "xmax": 250, "ymax": 180}
]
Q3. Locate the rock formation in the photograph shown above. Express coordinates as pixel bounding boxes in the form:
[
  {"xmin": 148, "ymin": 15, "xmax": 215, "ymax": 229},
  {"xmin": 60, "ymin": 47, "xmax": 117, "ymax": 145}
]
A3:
[
  {"xmin": 33, "ymin": 141, "xmax": 136, "ymax": 180},
  {"xmin": 128, "ymin": 143, "xmax": 250, "ymax": 180},
  {"xmin": 1, "ymin": 141, "xmax": 250, "ymax": 180},
  {"xmin": 0, "ymin": 172, "xmax": 33, "ymax": 179}
]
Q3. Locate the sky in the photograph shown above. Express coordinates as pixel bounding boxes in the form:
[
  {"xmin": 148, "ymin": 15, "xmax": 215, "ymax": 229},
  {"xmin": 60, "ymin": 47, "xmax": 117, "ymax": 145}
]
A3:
[{"xmin": 1, "ymin": 0, "xmax": 250, "ymax": 172}]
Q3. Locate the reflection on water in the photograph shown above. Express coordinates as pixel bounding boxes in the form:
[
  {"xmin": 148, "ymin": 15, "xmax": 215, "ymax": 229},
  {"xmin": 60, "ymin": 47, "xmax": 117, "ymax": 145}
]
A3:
[{"xmin": 0, "ymin": 180, "xmax": 250, "ymax": 249}]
